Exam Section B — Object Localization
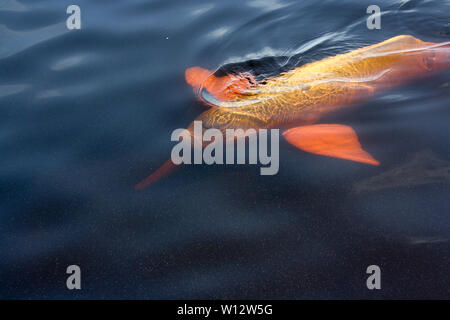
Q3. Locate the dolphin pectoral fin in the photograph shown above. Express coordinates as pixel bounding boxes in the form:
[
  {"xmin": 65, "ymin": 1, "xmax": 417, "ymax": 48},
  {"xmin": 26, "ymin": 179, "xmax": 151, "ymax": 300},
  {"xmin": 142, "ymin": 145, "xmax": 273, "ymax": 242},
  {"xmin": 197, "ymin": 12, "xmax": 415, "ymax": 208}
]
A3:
[
  {"xmin": 282, "ymin": 124, "xmax": 380, "ymax": 166},
  {"xmin": 135, "ymin": 159, "xmax": 179, "ymax": 190}
]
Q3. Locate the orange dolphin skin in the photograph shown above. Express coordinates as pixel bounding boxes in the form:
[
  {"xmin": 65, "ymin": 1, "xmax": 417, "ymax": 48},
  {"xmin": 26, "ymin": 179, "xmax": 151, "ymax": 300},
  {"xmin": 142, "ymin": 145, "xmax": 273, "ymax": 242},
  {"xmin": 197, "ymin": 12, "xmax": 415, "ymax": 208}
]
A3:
[{"xmin": 136, "ymin": 35, "xmax": 450, "ymax": 190}]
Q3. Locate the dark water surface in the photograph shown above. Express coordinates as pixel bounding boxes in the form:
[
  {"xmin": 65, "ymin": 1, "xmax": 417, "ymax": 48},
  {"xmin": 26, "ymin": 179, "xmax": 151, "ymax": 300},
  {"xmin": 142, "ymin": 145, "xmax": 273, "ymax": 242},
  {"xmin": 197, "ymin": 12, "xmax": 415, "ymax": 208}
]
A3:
[{"xmin": 1, "ymin": 0, "xmax": 450, "ymax": 299}]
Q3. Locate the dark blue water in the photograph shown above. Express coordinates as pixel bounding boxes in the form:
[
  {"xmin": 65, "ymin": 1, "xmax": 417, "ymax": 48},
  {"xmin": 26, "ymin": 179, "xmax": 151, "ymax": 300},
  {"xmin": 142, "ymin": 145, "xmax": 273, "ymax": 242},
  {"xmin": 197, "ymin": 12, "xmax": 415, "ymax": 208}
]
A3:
[{"xmin": 1, "ymin": 0, "xmax": 450, "ymax": 299}]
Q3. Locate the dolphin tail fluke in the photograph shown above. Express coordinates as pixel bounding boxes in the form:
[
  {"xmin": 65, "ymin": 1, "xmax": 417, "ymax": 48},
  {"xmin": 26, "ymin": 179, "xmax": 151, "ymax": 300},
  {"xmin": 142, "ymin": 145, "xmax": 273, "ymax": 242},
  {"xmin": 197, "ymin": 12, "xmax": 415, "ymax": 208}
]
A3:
[{"xmin": 135, "ymin": 159, "xmax": 179, "ymax": 190}]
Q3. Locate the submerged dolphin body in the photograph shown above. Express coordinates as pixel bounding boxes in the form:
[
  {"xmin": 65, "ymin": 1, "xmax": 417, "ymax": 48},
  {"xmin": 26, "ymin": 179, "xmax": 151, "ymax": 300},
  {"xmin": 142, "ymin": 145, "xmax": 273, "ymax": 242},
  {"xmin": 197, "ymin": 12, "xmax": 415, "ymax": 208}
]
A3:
[
  {"xmin": 354, "ymin": 150, "xmax": 450, "ymax": 193},
  {"xmin": 136, "ymin": 35, "xmax": 450, "ymax": 190}
]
